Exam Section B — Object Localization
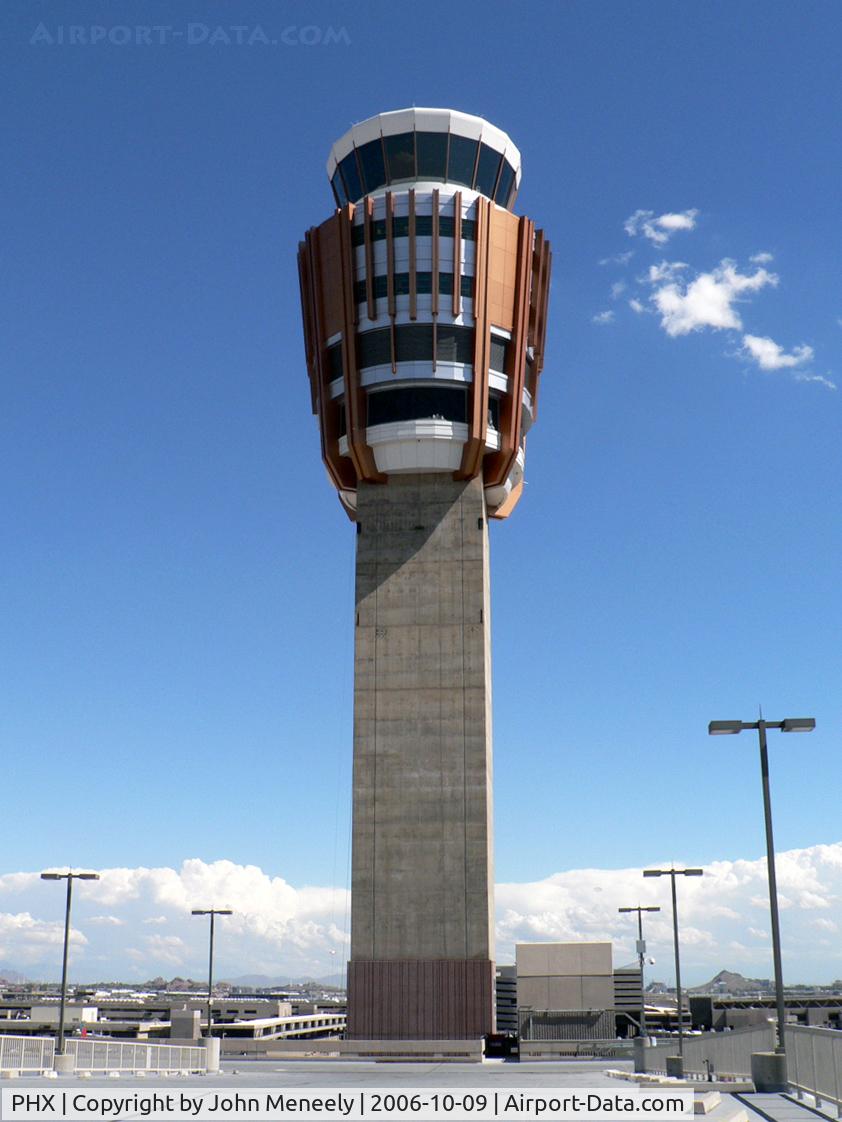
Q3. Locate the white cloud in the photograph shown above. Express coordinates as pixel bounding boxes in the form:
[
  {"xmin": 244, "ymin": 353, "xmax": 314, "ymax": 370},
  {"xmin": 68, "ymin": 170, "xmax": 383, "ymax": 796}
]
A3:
[
  {"xmin": 599, "ymin": 251, "xmax": 634, "ymax": 266},
  {"xmin": 813, "ymin": 918, "xmax": 838, "ymax": 933},
  {"xmin": 628, "ymin": 298, "xmax": 646, "ymax": 314},
  {"xmin": 141, "ymin": 935, "xmax": 187, "ymax": 967},
  {"xmin": 5, "ymin": 845, "xmax": 842, "ymax": 983},
  {"xmin": 651, "ymin": 259, "xmax": 778, "ymax": 337},
  {"xmin": 611, "ymin": 281, "xmax": 627, "ymax": 300},
  {"xmin": 742, "ymin": 334, "xmax": 813, "ymax": 371},
  {"xmin": 625, "ymin": 208, "xmax": 699, "ymax": 246},
  {"xmin": 0, "ymin": 912, "xmax": 87, "ymax": 965},
  {"xmin": 795, "ymin": 373, "xmax": 837, "ymax": 391},
  {"xmin": 648, "ymin": 260, "xmax": 689, "ymax": 284},
  {"xmin": 750, "ymin": 252, "xmax": 774, "ymax": 264},
  {"xmin": 592, "ymin": 310, "xmax": 615, "ymax": 325}
]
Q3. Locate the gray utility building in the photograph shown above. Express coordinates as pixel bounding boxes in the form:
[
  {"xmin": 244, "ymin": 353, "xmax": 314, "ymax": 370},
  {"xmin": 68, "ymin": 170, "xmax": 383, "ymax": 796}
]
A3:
[
  {"xmin": 517, "ymin": 941, "xmax": 615, "ymax": 1042},
  {"xmin": 298, "ymin": 108, "xmax": 551, "ymax": 1040}
]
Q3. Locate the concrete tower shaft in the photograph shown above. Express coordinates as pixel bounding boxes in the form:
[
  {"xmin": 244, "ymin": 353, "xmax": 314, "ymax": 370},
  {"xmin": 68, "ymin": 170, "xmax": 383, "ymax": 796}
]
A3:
[{"xmin": 297, "ymin": 109, "xmax": 551, "ymax": 1041}]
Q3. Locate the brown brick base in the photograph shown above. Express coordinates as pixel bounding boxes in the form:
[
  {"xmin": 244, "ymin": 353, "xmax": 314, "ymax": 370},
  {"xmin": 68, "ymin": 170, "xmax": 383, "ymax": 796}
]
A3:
[{"xmin": 346, "ymin": 959, "xmax": 494, "ymax": 1040}]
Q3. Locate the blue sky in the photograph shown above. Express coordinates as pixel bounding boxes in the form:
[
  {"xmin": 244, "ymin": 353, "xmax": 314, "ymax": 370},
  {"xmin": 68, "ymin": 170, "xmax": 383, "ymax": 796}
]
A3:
[{"xmin": 2, "ymin": 0, "xmax": 842, "ymax": 982}]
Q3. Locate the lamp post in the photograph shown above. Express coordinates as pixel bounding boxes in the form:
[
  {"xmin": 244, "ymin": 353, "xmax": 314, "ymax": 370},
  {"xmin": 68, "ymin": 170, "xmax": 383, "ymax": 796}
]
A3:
[
  {"xmin": 708, "ymin": 715, "xmax": 815, "ymax": 1061},
  {"xmin": 619, "ymin": 905, "xmax": 660, "ymax": 1038},
  {"xmin": 191, "ymin": 909, "xmax": 232, "ymax": 1038},
  {"xmin": 642, "ymin": 867, "xmax": 703, "ymax": 1058},
  {"xmin": 40, "ymin": 870, "xmax": 100, "ymax": 1057}
]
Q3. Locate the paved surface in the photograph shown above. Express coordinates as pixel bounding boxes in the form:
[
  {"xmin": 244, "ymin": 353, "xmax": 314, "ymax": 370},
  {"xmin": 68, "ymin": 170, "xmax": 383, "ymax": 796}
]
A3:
[
  {"xmin": 6, "ymin": 1058, "xmax": 634, "ymax": 1089},
  {"xmin": 736, "ymin": 1092, "xmax": 838, "ymax": 1122}
]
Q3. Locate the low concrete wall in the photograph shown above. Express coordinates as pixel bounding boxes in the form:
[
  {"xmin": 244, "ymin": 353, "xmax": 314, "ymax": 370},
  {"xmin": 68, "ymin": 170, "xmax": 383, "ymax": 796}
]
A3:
[{"xmin": 222, "ymin": 1037, "xmax": 483, "ymax": 1062}]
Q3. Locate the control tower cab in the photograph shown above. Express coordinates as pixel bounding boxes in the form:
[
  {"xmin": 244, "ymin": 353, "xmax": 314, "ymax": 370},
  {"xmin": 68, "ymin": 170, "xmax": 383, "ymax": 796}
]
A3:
[{"xmin": 298, "ymin": 108, "xmax": 551, "ymax": 521}]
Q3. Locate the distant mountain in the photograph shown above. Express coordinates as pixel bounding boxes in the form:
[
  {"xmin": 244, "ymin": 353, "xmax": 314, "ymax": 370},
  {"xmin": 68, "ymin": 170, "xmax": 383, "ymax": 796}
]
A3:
[
  {"xmin": 690, "ymin": 970, "xmax": 773, "ymax": 994},
  {"xmin": 222, "ymin": 974, "xmax": 293, "ymax": 988},
  {"xmin": 221, "ymin": 973, "xmax": 345, "ymax": 989}
]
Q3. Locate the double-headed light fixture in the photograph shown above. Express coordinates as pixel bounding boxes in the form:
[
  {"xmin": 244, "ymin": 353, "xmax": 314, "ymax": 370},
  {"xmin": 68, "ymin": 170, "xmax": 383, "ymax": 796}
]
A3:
[
  {"xmin": 191, "ymin": 908, "xmax": 233, "ymax": 1038},
  {"xmin": 642, "ymin": 867, "xmax": 703, "ymax": 1057},
  {"xmin": 40, "ymin": 870, "xmax": 100, "ymax": 1057},
  {"xmin": 708, "ymin": 715, "xmax": 815, "ymax": 1063}
]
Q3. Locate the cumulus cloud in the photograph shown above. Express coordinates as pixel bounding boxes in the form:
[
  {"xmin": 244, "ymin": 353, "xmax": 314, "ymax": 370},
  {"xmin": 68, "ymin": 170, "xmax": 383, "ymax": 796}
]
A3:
[
  {"xmin": 650, "ymin": 259, "xmax": 778, "ymax": 337},
  {"xmin": 3, "ymin": 845, "xmax": 842, "ymax": 983},
  {"xmin": 592, "ymin": 310, "xmax": 615, "ymax": 325},
  {"xmin": 742, "ymin": 334, "xmax": 813, "ymax": 371},
  {"xmin": 750, "ymin": 252, "xmax": 774, "ymax": 264},
  {"xmin": 0, "ymin": 912, "xmax": 87, "ymax": 965},
  {"xmin": 611, "ymin": 281, "xmax": 627, "ymax": 300},
  {"xmin": 625, "ymin": 208, "xmax": 699, "ymax": 246},
  {"xmin": 628, "ymin": 298, "xmax": 646, "ymax": 314}
]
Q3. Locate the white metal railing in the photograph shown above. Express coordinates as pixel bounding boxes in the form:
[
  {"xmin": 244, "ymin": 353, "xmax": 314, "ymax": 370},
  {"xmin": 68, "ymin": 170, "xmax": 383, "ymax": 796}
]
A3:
[
  {"xmin": 0, "ymin": 1035, "xmax": 56, "ymax": 1071},
  {"xmin": 789, "ymin": 1025, "xmax": 842, "ymax": 1115},
  {"xmin": 65, "ymin": 1039, "xmax": 207, "ymax": 1073}
]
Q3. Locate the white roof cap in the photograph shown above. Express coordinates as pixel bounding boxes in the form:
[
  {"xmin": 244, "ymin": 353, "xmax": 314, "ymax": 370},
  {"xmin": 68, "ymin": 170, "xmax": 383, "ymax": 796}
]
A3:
[{"xmin": 326, "ymin": 107, "xmax": 522, "ymax": 191}]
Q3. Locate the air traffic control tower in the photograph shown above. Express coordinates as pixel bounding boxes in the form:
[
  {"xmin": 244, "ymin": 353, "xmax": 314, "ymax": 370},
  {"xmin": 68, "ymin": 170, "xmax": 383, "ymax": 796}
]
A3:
[{"xmin": 298, "ymin": 109, "xmax": 551, "ymax": 1040}]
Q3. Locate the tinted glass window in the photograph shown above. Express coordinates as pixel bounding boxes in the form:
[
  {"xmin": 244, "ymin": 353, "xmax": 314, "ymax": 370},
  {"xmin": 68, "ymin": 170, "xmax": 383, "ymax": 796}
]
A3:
[
  {"xmin": 326, "ymin": 342, "xmax": 344, "ymax": 380},
  {"xmin": 357, "ymin": 139, "xmax": 387, "ymax": 193},
  {"xmin": 489, "ymin": 336, "xmax": 509, "ymax": 372},
  {"xmin": 494, "ymin": 161, "xmax": 515, "ymax": 207},
  {"xmin": 488, "ymin": 394, "xmax": 501, "ymax": 429},
  {"xmin": 350, "ymin": 214, "xmax": 476, "ymax": 246},
  {"xmin": 331, "ymin": 172, "xmax": 348, "ymax": 207},
  {"xmin": 475, "ymin": 144, "xmax": 502, "ymax": 198},
  {"xmin": 358, "ymin": 323, "xmax": 473, "ymax": 367},
  {"xmin": 437, "ymin": 324, "xmax": 474, "ymax": 364},
  {"xmin": 368, "ymin": 385, "xmax": 468, "ymax": 426},
  {"xmin": 357, "ymin": 329, "xmax": 391, "ymax": 369},
  {"xmin": 395, "ymin": 324, "xmax": 434, "ymax": 362},
  {"xmin": 339, "ymin": 152, "xmax": 363, "ymax": 202},
  {"xmin": 416, "ymin": 132, "xmax": 448, "ymax": 180},
  {"xmin": 384, "ymin": 132, "xmax": 415, "ymax": 181},
  {"xmin": 447, "ymin": 135, "xmax": 478, "ymax": 188}
]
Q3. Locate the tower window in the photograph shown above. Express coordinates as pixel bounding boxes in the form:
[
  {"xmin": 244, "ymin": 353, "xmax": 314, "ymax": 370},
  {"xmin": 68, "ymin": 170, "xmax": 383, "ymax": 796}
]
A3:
[
  {"xmin": 325, "ymin": 342, "xmax": 344, "ymax": 381},
  {"xmin": 357, "ymin": 138, "xmax": 387, "ymax": 194},
  {"xmin": 339, "ymin": 151, "xmax": 363, "ymax": 203},
  {"xmin": 416, "ymin": 132, "xmax": 448, "ymax": 180},
  {"xmin": 356, "ymin": 324, "xmax": 475, "ymax": 369},
  {"xmin": 475, "ymin": 144, "xmax": 502, "ymax": 198},
  {"xmin": 489, "ymin": 336, "xmax": 509, "ymax": 373},
  {"xmin": 494, "ymin": 161, "xmax": 515, "ymax": 208},
  {"xmin": 447, "ymin": 135, "xmax": 479, "ymax": 188},
  {"xmin": 384, "ymin": 132, "xmax": 416, "ymax": 182},
  {"xmin": 367, "ymin": 385, "xmax": 468, "ymax": 427}
]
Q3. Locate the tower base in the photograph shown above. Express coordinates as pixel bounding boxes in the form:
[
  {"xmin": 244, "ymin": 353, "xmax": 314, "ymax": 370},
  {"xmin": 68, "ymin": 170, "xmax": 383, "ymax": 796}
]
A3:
[{"xmin": 347, "ymin": 959, "xmax": 494, "ymax": 1040}]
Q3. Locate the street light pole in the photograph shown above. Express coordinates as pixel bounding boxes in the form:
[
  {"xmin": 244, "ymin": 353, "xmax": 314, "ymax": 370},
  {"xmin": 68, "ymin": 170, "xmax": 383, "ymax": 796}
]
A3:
[
  {"xmin": 642, "ymin": 867, "xmax": 703, "ymax": 1057},
  {"xmin": 40, "ymin": 870, "xmax": 100, "ymax": 1056},
  {"xmin": 708, "ymin": 715, "xmax": 815, "ymax": 1057},
  {"xmin": 191, "ymin": 908, "xmax": 232, "ymax": 1038},
  {"xmin": 619, "ymin": 905, "xmax": 660, "ymax": 1037}
]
